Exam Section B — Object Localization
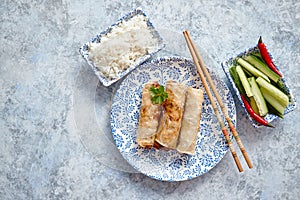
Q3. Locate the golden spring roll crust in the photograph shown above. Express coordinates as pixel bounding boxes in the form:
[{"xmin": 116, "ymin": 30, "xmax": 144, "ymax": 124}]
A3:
[
  {"xmin": 136, "ymin": 82, "xmax": 161, "ymax": 148},
  {"xmin": 155, "ymin": 80, "xmax": 187, "ymax": 149},
  {"xmin": 177, "ymin": 87, "xmax": 204, "ymax": 155}
]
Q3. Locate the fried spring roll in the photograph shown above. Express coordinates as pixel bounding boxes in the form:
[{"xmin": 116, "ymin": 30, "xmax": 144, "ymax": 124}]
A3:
[
  {"xmin": 177, "ymin": 87, "xmax": 204, "ymax": 155},
  {"xmin": 136, "ymin": 82, "xmax": 162, "ymax": 148},
  {"xmin": 155, "ymin": 80, "xmax": 187, "ymax": 149}
]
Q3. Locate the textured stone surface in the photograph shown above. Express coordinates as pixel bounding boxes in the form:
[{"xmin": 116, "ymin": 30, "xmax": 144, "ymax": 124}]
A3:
[{"xmin": 1, "ymin": 0, "xmax": 299, "ymax": 199}]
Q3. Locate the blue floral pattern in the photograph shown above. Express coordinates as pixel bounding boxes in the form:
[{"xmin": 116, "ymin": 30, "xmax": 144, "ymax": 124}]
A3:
[{"xmin": 111, "ymin": 57, "xmax": 236, "ymax": 181}]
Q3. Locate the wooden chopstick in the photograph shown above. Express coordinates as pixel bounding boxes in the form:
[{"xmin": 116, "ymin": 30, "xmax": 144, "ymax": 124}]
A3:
[
  {"xmin": 183, "ymin": 31, "xmax": 253, "ymax": 170},
  {"xmin": 183, "ymin": 30, "xmax": 252, "ymax": 172}
]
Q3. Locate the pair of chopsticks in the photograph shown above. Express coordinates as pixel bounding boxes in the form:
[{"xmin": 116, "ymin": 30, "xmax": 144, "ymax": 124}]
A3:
[{"xmin": 183, "ymin": 30, "xmax": 252, "ymax": 172}]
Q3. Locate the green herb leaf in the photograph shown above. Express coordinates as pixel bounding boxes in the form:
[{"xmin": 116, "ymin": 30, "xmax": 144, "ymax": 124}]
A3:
[{"xmin": 149, "ymin": 85, "xmax": 168, "ymax": 104}]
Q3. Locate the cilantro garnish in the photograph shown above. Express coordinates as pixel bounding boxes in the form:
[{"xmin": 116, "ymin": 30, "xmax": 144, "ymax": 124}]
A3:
[{"xmin": 149, "ymin": 85, "xmax": 168, "ymax": 104}]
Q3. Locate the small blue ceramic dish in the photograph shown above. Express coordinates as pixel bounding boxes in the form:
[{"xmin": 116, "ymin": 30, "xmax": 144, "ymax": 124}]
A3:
[
  {"xmin": 221, "ymin": 46, "xmax": 296, "ymax": 128},
  {"xmin": 79, "ymin": 8, "xmax": 164, "ymax": 86}
]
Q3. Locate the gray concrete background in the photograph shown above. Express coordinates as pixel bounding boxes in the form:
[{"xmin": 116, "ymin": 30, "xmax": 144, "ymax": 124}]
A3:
[{"xmin": 1, "ymin": 0, "xmax": 299, "ymax": 199}]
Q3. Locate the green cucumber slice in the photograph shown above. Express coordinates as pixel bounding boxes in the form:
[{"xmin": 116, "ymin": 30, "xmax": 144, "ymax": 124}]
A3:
[
  {"xmin": 260, "ymin": 87, "xmax": 286, "ymax": 116},
  {"xmin": 249, "ymin": 96, "xmax": 260, "ymax": 115},
  {"xmin": 236, "ymin": 65, "xmax": 253, "ymax": 97},
  {"xmin": 244, "ymin": 55, "xmax": 280, "ymax": 83},
  {"xmin": 229, "ymin": 66, "xmax": 248, "ymax": 100},
  {"xmin": 248, "ymin": 77, "xmax": 268, "ymax": 116},
  {"xmin": 266, "ymin": 101, "xmax": 284, "ymax": 118},
  {"xmin": 237, "ymin": 58, "xmax": 270, "ymax": 82},
  {"xmin": 256, "ymin": 77, "xmax": 289, "ymax": 108},
  {"xmin": 273, "ymin": 78, "xmax": 289, "ymax": 95},
  {"xmin": 250, "ymin": 52, "xmax": 262, "ymax": 59}
]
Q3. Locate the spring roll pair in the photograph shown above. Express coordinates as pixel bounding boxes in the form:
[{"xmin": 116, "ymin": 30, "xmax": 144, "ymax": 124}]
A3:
[{"xmin": 136, "ymin": 80, "xmax": 204, "ymax": 155}]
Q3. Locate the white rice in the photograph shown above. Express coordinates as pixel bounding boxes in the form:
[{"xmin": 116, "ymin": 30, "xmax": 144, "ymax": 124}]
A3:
[{"xmin": 88, "ymin": 14, "xmax": 160, "ymax": 80}]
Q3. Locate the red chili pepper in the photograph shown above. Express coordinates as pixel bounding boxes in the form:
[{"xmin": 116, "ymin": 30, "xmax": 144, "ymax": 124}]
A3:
[
  {"xmin": 258, "ymin": 36, "xmax": 282, "ymax": 77},
  {"xmin": 241, "ymin": 95, "xmax": 274, "ymax": 128}
]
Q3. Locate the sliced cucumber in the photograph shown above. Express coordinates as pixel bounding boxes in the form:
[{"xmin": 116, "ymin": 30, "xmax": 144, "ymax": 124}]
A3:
[
  {"xmin": 229, "ymin": 66, "xmax": 248, "ymax": 100},
  {"xmin": 248, "ymin": 77, "xmax": 268, "ymax": 116},
  {"xmin": 242, "ymin": 67, "xmax": 253, "ymax": 77},
  {"xmin": 237, "ymin": 58, "xmax": 270, "ymax": 82},
  {"xmin": 256, "ymin": 77, "xmax": 289, "ymax": 108},
  {"xmin": 249, "ymin": 96, "xmax": 260, "ymax": 115},
  {"xmin": 273, "ymin": 78, "xmax": 289, "ymax": 95},
  {"xmin": 236, "ymin": 65, "xmax": 253, "ymax": 97},
  {"xmin": 244, "ymin": 55, "xmax": 281, "ymax": 83},
  {"xmin": 266, "ymin": 101, "xmax": 284, "ymax": 118},
  {"xmin": 250, "ymin": 52, "xmax": 262, "ymax": 59},
  {"xmin": 260, "ymin": 87, "xmax": 286, "ymax": 116}
]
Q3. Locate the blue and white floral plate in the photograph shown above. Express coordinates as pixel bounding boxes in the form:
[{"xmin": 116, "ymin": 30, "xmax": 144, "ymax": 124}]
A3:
[
  {"xmin": 222, "ymin": 46, "xmax": 297, "ymax": 128},
  {"xmin": 110, "ymin": 57, "xmax": 236, "ymax": 181}
]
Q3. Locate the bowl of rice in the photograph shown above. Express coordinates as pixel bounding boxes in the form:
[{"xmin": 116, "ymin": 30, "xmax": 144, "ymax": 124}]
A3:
[{"xmin": 79, "ymin": 8, "xmax": 164, "ymax": 86}]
